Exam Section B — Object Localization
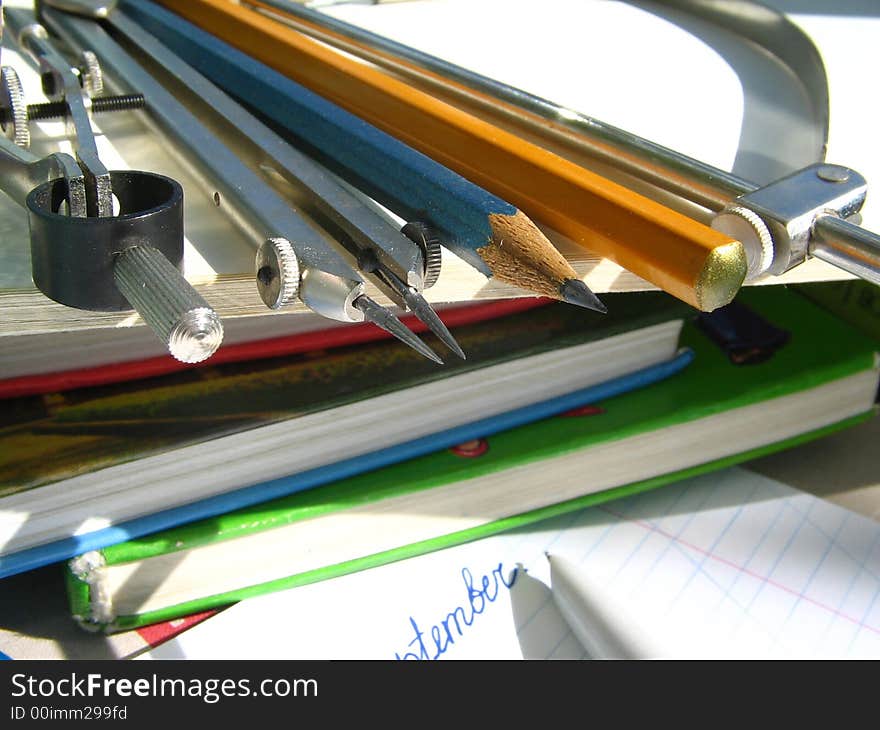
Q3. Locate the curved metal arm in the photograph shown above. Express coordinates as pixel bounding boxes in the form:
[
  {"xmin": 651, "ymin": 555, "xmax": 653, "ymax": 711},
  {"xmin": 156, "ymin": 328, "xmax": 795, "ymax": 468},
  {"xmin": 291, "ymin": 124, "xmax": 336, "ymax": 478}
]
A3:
[
  {"xmin": 5, "ymin": 7, "xmax": 111, "ymax": 216},
  {"xmin": 0, "ymin": 135, "xmax": 87, "ymax": 215}
]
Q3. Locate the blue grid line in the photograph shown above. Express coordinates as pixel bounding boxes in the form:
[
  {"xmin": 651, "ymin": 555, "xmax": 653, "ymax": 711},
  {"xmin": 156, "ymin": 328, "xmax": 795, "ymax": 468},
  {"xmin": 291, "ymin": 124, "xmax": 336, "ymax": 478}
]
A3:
[
  {"xmin": 546, "ymin": 628, "xmax": 576, "ymax": 659},
  {"xmin": 665, "ymin": 475, "xmax": 764, "ymax": 611},
  {"xmin": 717, "ymin": 495, "xmax": 790, "ymax": 616},
  {"xmin": 846, "ymin": 537, "xmax": 880, "ymax": 653},
  {"xmin": 660, "ymin": 529, "xmax": 770, "ymax": 624},
  {"xmin": 629, "ymin": 479, "xmax": 718, "ymax": 590},
  {"xmin": 609, "ymin": 506, "xmax": 778, "ymax": 641},
  {"xmin": 727, "ymin": 498, "xmax": 817, "ymax": 643},
  {"xmin": 780, "ymin": 500, "xmax": 880, "ymax": 584},
  {"xmin": 608, "ymin": 481, "xmax": 704, "ymax": 582},
  {"xmin": 574, "ymin": 485, "xmax": 650, "ymax": 561},
  {"xmin": 512, "ymin": 511, "xmax": 601, "ymax": 635},
  {"xmin": 743, "ymin": 498, "xmax": 816, "ymax": 611},
  {"xmin": 782, "ymin": 511, "xmax": 850, "ymax": 628},
  {"xmin": 819, "ymin": 525, "xmax": 880, "ymax": 652}
]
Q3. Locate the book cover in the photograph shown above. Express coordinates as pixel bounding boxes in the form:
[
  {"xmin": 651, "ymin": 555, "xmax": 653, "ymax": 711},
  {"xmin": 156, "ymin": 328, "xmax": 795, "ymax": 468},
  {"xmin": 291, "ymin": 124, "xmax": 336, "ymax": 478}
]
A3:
[
  {"xmin": 65, "ymin": 286, "xmax": 880, "ymax": 631},
  {"xmin": 0, "ymin": 291, "xmax": 689, "ymax": 576},
  {"xmin": 793, "ymin": 280, "xmax": 880, "ymax": 344}
]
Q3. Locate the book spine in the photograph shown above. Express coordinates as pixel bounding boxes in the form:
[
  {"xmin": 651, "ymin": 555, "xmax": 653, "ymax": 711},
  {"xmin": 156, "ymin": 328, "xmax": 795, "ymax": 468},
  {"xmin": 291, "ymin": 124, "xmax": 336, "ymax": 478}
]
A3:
[{"xmin": 66, "ymin": 552, "xmax": 107, "ymax": 630}]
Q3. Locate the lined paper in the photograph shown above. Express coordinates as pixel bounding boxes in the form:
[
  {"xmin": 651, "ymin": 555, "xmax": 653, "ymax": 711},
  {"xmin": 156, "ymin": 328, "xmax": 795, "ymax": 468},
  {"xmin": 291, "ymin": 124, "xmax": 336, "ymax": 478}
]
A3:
[{"xmin": 143, "ymin": 467, "xmax": 880, "ymax": 659}]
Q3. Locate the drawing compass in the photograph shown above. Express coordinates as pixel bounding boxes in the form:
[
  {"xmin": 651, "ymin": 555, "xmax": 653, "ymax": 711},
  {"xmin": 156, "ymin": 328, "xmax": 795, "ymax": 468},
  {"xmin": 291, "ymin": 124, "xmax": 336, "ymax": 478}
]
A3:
[
  {"xmin": 0, "ymin": 0, "xmax": 224, "ymax": 363},
  {"xmin": 34, "ymin": 0, "xmax": 461, "ymax": 362}
]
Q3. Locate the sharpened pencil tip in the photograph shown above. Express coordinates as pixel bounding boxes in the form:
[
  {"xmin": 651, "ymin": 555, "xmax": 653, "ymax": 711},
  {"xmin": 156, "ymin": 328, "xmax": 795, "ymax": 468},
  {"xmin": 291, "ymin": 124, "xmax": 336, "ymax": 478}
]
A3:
[
  {"xmin": 560, "ymin": 279, "xmax": 607, "ymax": 314},
  {"xmin": 353, "ymin": 295, "xmax": 444, "ymax": 364},
  {"xmin": 402, "ymin": 288, "xmax": 466, "ymax": 360}
]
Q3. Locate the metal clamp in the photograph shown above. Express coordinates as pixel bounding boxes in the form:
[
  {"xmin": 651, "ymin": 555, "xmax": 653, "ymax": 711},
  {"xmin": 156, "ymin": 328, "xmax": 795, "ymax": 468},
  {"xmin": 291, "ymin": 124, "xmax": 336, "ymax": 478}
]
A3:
[{"xmin": 711, "ymin": 163, "xmax": 869, "ymax": 280}]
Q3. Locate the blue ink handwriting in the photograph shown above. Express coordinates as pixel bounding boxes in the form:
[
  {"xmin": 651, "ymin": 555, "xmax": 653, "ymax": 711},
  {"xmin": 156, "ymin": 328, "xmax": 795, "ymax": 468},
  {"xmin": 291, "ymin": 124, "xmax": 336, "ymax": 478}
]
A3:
[{"xmin": 395, "ymin": 562, "xmax": 517, "ymax": 660}]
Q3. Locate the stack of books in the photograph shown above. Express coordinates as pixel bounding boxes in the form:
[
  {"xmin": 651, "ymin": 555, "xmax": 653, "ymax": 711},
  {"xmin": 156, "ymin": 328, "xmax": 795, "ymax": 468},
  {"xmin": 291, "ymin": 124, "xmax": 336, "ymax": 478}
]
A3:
[{"xmin": 0, "ymin": 284, "xmax": 877, "ymax": 642}]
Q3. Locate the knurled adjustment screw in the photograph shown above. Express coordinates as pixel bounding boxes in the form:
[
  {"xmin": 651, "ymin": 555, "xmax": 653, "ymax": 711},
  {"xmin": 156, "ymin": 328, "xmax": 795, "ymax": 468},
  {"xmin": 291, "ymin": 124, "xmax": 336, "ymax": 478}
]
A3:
[
  {"xmin": 0, "ymin": 66, "xmax": 31, "ymax": 148},
  {"xmin": 711, "ymin": 205, "xmax": 775, "ymax": 280},
  {"xmin": 401, "ymin": 221, "xmax": 443, "ymax": 289},
  {"xmin": 256, "ymin": 237, "xmax": 300, "ymax": 309},
  {"xmin": 77, "ymin": 50, "xmax": 104, "ymax": 98},
  {"xmin": 113, "ymin": 245, "xmax": 225, "ymax": 364}
]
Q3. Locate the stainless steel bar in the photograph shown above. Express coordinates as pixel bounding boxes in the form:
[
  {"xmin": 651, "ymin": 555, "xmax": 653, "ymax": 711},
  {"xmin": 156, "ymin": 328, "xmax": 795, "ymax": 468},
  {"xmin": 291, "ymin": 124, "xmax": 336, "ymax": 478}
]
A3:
[{"xmin": 812, "ymin": 216, "xmax": 880, "ymax": 287}]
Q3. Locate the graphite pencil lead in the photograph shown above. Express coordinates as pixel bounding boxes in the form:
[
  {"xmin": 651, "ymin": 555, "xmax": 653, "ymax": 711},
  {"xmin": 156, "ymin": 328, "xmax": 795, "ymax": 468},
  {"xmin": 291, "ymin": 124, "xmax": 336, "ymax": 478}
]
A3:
[
  {"xmin": 401, "ymin": 287, "xmax": 466, "ymax": 360},
  {"xmin": 560, "ymin": 279, "xmax": 607, "ymax": 314},
  {"xmin": 353, "ymin": 295, "xmax": 444, "ymax": 364}
]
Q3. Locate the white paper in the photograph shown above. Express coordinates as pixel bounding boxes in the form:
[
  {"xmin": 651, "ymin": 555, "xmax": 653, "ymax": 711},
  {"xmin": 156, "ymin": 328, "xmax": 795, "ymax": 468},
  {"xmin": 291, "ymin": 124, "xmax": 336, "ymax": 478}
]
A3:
[{"xmin": 143, "ymin": 467, "xmax": 880, "ymax": 660}]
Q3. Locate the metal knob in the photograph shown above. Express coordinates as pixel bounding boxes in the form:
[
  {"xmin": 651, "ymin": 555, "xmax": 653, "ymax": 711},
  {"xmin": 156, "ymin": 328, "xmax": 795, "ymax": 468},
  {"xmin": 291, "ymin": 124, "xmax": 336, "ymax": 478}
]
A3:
[
  {"xmin": 114, "ymin": 245, "xmax": 224, "ymax": 363},
  {"xmin": 401, "ymin": 221, "xmax": 443, "ymax": 289}
]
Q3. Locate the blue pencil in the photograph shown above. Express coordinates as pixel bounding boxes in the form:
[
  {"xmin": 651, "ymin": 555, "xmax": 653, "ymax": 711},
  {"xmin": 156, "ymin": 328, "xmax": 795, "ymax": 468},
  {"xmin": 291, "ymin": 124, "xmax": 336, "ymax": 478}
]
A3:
[{"xmin": 120, "ymin": 0, "xmax": 604, "ymax": 312}]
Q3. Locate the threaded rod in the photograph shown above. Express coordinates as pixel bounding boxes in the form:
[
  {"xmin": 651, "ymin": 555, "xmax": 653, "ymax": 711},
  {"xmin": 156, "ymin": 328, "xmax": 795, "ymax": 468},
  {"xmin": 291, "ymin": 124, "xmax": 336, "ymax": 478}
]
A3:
[{"xmin": 25, "ymin": 93, "xmax": 145, "ymax": 121}]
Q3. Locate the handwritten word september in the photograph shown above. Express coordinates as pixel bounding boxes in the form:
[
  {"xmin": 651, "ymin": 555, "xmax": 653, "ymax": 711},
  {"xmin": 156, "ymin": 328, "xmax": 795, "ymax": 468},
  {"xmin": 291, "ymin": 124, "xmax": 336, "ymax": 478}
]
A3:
[{"xmin": 394, "ymin": 562, "xmax": 517, "ymax": 660}]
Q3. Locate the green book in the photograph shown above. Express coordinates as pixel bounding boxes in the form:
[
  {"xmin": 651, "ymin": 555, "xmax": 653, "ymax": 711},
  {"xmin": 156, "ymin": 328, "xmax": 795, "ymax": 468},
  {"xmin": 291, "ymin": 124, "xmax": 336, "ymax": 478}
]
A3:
[
  {"xmin": 66, "ymin": 286, "xmax": 880, "ymax": 632},
  {"xmin": 793, "ymin": 280, "xmax": 880, "ymax": 343}
]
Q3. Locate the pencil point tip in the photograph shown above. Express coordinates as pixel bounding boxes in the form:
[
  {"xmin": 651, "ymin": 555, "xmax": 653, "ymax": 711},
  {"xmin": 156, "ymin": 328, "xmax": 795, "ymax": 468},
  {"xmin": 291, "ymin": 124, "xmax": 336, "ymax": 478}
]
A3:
[{"xmin": 560, "ymin": 279, "xmax": 607, "ymax": 314}]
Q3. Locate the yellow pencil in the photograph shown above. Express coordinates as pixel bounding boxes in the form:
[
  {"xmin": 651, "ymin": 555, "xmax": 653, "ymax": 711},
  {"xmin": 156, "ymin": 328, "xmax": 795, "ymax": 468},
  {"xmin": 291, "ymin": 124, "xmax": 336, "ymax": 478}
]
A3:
[{"xmin": 158, "ymin": 0, "xmax": 747, "ymax": 311}]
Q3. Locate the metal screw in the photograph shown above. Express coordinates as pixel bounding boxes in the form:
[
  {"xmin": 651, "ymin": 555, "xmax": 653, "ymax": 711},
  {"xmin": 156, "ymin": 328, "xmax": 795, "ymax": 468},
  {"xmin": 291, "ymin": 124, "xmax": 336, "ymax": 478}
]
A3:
[
  {"xmin": 816, "ymin": 165, "xmax": 851, "ymax": 184},
  {"xmin": 26, "ymin": 92, "xmax": 145, "ymax": 121},
  {"xmin": 711, "ymin": 205, "xmax": 775, "ymax": 280},
  {"xmin": 401, "ymin": 221, "xmax": 443, "ymax": 289},
  {"xmin": 0, "ymin": 65, "xmax": 31, "ymax": 147},
  {"xmin": 0, "ymin": 93, "xmax": 146, "ymax": 126},
  {"xmin": 255, "ymin": 237, "xmax": 300, "ymax": 310},
  {"xmin": 77, "ymin": 50, "xmax": 104, "ymax": 97}
]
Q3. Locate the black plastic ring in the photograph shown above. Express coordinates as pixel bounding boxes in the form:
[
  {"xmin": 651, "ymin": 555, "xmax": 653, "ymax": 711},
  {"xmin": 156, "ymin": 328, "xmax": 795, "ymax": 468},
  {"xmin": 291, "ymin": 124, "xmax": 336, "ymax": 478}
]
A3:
[{"xmin": 27, "ymin": 170, "xmax": 184, "ymax": 311}]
